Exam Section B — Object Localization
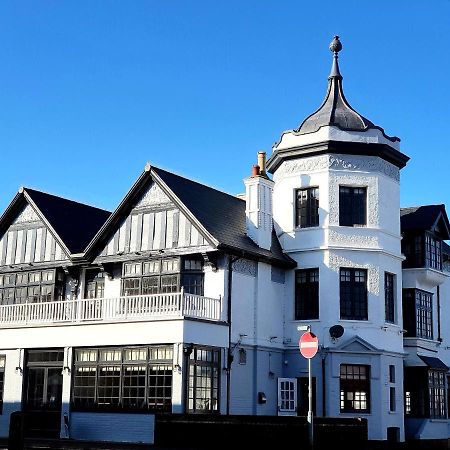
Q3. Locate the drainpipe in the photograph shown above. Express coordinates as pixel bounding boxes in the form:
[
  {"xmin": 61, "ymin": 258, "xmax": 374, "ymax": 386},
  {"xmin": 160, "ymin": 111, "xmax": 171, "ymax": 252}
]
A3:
[
  {"xmin": 226, "ymin": 254, "xmax": 241, "ymax": 415},
  {"xmin": 321, "ymin": 351, "xmax": 326, "ymax": 417},
  {"xmin": 437, "ymin": 286, "xmax": 442, "ymax": 341}
]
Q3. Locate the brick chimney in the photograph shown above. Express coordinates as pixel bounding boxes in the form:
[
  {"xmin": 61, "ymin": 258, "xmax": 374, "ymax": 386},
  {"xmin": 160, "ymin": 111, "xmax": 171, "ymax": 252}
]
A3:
[{"xmin": 244, "ymin": 151, "xmax": 274, "ymax": 250}]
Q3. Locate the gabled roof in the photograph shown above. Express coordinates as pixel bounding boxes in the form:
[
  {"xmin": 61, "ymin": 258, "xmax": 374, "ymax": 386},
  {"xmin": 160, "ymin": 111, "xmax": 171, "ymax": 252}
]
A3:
[
  {"xmin": 400, "ymin": 204, "xmax": 450, "ymax": 239},
  {"xmin": 0, "ymin": 188, "xmax": 111, "ymax": 255},
  {"xmin": 86, "ymin": 165, "xmax": 295, "ymax": 267}
]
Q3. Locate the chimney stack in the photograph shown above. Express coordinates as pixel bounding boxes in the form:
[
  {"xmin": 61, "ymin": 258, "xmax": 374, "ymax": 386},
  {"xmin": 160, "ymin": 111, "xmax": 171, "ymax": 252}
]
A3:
[
  {"xmin": 244, "ymin": 151, "xmax": 274, "ymax": 250},
  {"xmin": 257, "ymin": 151, "xmax": 267, "ymax": 177}
]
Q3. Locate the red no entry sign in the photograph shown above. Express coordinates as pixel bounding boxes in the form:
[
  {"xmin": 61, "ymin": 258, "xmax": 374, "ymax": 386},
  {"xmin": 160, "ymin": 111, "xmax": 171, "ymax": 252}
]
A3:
[{"xmin": 299, "ymin": 331, "xmax": 319, "ymax": 359}]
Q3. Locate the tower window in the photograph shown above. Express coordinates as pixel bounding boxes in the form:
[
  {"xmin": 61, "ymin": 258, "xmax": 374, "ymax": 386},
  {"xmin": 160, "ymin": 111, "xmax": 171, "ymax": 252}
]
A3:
[
  {"xmin": 295, "ymin": 188, "xmax": 319, "ymax": 228},
  {"xmin": 340, "ymin": 268, "xmax": 368, "ymax": 320},
  {"xmin": 385, "ymin": 273, "xmax": 396, "ymax": 323},
  {"xmin": 339, "ymin": 186, "xmax": 367, "ymax": 226},
  {"xmin": 295, "ymin": 268, "xmax": 319, "ymax": 320}
]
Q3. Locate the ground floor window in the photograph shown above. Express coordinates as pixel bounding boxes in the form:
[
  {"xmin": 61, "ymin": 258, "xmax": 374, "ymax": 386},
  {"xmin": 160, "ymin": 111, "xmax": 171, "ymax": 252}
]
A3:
[
  {"xmin": 188, "ymin": 346, "xmax": 220, "ymax": 413},
  {"xmin": 340, "ymin": 364, "xmax": 370, "ymax": 413},
  {"xmin": 404, "ymin": 367, "xmax": 447, "ymax": 418},
  {"xmin": 429, "ymin": 370, "xmax": 446, "ymax": 418},
  {"xmin": 72, "ymin": 345, "xmax": 173, "ymax": 412}
]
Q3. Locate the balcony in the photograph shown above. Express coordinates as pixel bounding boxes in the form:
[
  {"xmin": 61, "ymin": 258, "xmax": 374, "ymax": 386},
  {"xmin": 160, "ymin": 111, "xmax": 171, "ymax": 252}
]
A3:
[{"xmin": 0, "ymin": 291, "xmax": 223, "ymax": 328}]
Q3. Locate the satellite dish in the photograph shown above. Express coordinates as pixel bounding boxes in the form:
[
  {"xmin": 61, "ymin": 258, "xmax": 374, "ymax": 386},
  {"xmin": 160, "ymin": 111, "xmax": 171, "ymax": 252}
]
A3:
[{"xmin": 329, "ymin": 325, "xmax": 344, "ymax": 339}]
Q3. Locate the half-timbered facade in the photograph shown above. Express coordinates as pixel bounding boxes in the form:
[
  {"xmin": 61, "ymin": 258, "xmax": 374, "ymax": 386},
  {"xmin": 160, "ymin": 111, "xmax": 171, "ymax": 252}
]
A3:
[{"xmin": 0, "ymin": 36, "xmax": 449, "ymax": 446}]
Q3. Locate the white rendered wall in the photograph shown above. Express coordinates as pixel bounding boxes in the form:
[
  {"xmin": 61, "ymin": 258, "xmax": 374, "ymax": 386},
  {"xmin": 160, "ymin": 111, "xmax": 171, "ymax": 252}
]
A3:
[
  {"xmin": 272, "ymin": 152, "xmax": 405, "ymax": 440},
  {"xmin": 0, "ymin": 349, "xmax": 24, "ymax": 438}
]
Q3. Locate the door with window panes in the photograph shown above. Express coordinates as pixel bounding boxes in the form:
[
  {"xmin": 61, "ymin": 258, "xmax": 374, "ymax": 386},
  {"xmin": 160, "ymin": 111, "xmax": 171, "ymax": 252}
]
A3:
[{"xmin": 24, "ymin": 349, "xmax": 64, "ymax": 437}]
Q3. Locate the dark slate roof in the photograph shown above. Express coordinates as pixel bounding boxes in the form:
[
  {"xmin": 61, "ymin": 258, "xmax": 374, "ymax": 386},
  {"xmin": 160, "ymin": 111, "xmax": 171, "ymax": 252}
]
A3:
[
  {"xmin": 152, "ymin": 167, "xmax": 295, "ymax": 267},
  {"xmin": 296, "ymin": 37, "xmax": 399, "ymax": 143},
  {"xmin": 25, "ymin": 188, "xmax": 111, "ymax": 254},
  {"xmin": 400, "ymin": 205, "xmax": 449, "ymax": 235},
  {"xmin": 418, "ymin": 355, "xmax": 448, "ymax": 371}
]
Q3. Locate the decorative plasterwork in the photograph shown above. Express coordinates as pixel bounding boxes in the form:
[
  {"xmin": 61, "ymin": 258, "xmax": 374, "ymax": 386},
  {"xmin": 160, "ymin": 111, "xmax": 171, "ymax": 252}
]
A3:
[
  {"xmin": 232, "ymin": 259, "xmax": 257, "ymax": 277},
  {"xmin": 329, "ymin": 173, "xmax": 379, "ymax": 227},
  {"xmin": 273, "ymin": 154, "xmax": 399, "ymax": 182},
  {"xmin": 14, "ymin": 204, "xmax": 40, "ymax": 224},
  {"xmin": 328, "ymin": 253, "xmax": 380, "ymax": 295},
  {"xmin": 328, "ymin": 229, "xmax": 378, "ymax": 249},
  {"xmin": 134, "ymin": 182, "xmax": 172, "ymax": 209}
]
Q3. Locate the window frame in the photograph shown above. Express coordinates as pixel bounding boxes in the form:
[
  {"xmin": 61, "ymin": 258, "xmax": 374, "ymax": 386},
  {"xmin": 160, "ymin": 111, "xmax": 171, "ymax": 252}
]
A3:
[
  {"xmin": 188, "ymin": 346, "xmax": 221, "ymax": 414},
  {"xmin": 121, "ymin": 257, "xmax": 204, "ymax": 296},
  {"xmin": 340, "ymin": 364, "xmax": 371, "ymax": 413},
  {"xmin": 339, "ymin": 268, "xmax": 368, "ymax": 321},
  {"xmin": 295, "ymin": 268, "xmax": 319, "ymax": 320},
  {"xmin": 71, "ymin": 345, "xmax": 173, "ymax": 413},
  {"xmin": 0, "ymin": 269, "xmax": 64, "ymax": 305},
  {"xmin": 295, "ymin": 187, "xmax": 319, "ymax": 229},
  {"xmin": 339, "ymin": 186, "xmax": 367, "ymax": 227},
  {"xmin": 403, "ymin": 289, "xmax": 433, "ymax": 340},
  {"xmin": 384, "ymin": 272, "xmax": 396, "ymax": 324}
]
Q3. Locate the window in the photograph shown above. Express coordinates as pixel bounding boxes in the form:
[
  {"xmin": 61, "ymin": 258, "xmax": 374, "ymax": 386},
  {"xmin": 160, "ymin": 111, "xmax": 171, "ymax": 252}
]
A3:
[
  {"xmin": 402, "ymin": 233, "xmax": 443, "ymax": 270},
  {"xmin": 72, "ymin": 346, "xmax": 173, "ymax": 412},
  {"xmin": 0, "ymin": 269, "xmax": 64, "ymax": 305},
  {"xmin": 340, "ymin": 364, "xmax": 370, "ymax": 413},
  {"xmin": 121, "ymin": 257, "xmax": 204, "ymax": 296},
  {"xmin": 425, "ymin": 234, "xmax": 442, "ymax": 270},
  {"xmin": 339, "ymin": 186, "xmax": 367, "ymax": 226},
  {"xmin": 390, "ymin": 387, "xmax": 396, "ymax": 412},
  {"xmin": 389, "ymin": 365, "xmax": 396, "ymax": 383},
  {"xmin": 0, "ymin": 356, "xmax": 5, "ymax": 414},
  {"xmin": 295, "ymin": 188, "xmax": 319, "ymax": 228},
  {"xmin": 188, "ymin": 346, "xmax": 220, "ymax": 413},
  {"xmin": 403, "ymin": 289, "xmax": 433, "ymax": 339},
  {"xmin": 429, "ymin": 370, "xmax": 446, "ymax": 418},
  {"xmin": 385, "ymin": 273, "xmax": 395, "ymax": 323},
  {"xmin": 340, "ymin": 268, "xmax": 368, "ymax": 320},
  {"xmin": 295, "ymin": 269, "xmax": 319, "ymax": 320},
  {"xmin": 85, "ymin": 270, "xmax": 105, "ymax": 299}
]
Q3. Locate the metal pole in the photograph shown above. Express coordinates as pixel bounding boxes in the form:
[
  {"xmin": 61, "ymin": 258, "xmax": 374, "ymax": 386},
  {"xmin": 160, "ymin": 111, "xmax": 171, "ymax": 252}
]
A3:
[{"xmin": 308, "ymin": 356, "xmax": 314, "ymax": 449}]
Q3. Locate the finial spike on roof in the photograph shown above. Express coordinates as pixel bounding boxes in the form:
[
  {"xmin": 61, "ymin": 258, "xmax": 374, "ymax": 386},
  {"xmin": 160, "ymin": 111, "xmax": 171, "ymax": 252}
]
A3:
[{"xmin": 329, "ymin": 35, "xmax": 342, "ymax": 79}]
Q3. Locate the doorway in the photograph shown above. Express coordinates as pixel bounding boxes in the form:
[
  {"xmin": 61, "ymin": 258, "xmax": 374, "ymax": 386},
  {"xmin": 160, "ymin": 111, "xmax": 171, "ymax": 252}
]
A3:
[{"xmin": 24, "ymin": 349, "xmax": 64, "ymax": 437}]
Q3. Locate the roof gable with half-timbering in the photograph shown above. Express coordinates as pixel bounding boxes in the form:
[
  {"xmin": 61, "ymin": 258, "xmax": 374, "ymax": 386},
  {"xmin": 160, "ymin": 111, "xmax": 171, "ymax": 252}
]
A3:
[
  {"xmin": 95, "ymin": 178, "xmax": 212, "ymax": 262},
  {"xmin": 0, "ymin": 201, "xmax": 70, "ymax": 269}
]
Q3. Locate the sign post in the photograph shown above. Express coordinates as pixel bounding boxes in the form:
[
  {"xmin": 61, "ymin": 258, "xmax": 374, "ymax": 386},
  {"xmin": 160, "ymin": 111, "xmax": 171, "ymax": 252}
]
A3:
[{"xmin": 299, "ymin": 329, "xmax": 319, "ymax": 449}]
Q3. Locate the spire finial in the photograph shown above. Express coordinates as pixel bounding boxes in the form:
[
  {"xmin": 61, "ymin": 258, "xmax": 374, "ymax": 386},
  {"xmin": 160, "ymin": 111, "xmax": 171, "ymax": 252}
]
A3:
[
  {"xmin": 329, "ymin": 35, "xmax": 342, "ymax": 55},
  {"xmin": 329, "ymin": 35, "xmax": 342, "ymax": 79}
]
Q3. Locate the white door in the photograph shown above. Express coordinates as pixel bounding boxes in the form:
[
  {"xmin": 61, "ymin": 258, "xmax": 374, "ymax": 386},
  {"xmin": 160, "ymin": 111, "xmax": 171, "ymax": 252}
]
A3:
[{"xmin": 277, "ymin": 377, "xmax": 297, "ymax": 416}]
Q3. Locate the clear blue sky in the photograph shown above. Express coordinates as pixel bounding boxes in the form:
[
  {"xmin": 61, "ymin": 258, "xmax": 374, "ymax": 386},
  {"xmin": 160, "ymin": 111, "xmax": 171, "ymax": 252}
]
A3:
[{"xmin": 0, "ymin": 1, "xmax": 449, "ymax": 213}]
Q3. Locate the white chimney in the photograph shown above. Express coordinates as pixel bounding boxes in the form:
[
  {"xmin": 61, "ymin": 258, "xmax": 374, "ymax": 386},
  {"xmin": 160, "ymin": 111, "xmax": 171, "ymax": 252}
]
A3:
[{"xmin": 244, "ymin": 152, "xmax": 274, "ymax": 250}]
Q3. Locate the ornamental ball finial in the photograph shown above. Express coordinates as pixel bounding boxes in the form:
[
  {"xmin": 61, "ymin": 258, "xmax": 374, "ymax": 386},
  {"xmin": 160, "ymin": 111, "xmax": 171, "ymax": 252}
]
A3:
[{"xmin": 329, "ymin": 35, "xmax": 342, "ymax": 54}]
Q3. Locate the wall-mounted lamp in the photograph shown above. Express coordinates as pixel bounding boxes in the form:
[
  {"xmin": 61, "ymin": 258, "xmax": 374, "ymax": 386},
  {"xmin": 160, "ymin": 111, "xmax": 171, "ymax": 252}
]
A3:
[
  {"xmin": 62, "ymin": 366, "xmax": 71, "ymax": 375},
  {"xmin": 15, "ymin": 367, "xmax": 23, "ymax": 375}
]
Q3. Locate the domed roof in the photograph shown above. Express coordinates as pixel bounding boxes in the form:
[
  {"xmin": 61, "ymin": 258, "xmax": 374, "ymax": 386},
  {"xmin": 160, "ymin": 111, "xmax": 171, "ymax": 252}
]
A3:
[{"xmin": 297, "ymin": 36, "xmax": 399, "ymax": 143}]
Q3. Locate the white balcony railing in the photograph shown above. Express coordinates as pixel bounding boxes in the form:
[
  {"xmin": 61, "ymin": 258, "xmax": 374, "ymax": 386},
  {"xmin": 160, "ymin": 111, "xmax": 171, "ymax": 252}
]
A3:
[{"xmin": 0, "ymin": 291, "xmax": 222, "ymax": 327}]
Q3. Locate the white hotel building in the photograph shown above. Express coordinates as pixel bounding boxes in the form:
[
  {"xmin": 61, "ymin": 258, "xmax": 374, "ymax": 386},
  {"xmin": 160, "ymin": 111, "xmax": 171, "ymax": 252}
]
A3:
[{"xmin": 0, "ymin": 36, "xmax": 449, "ymax": 445}]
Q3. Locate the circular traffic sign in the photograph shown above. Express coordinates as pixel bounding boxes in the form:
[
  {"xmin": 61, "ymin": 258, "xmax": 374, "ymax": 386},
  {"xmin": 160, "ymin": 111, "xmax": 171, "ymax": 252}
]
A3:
[{"xmin": 299, "ymin": 331, "xmax": 319, "ymax": 359}]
